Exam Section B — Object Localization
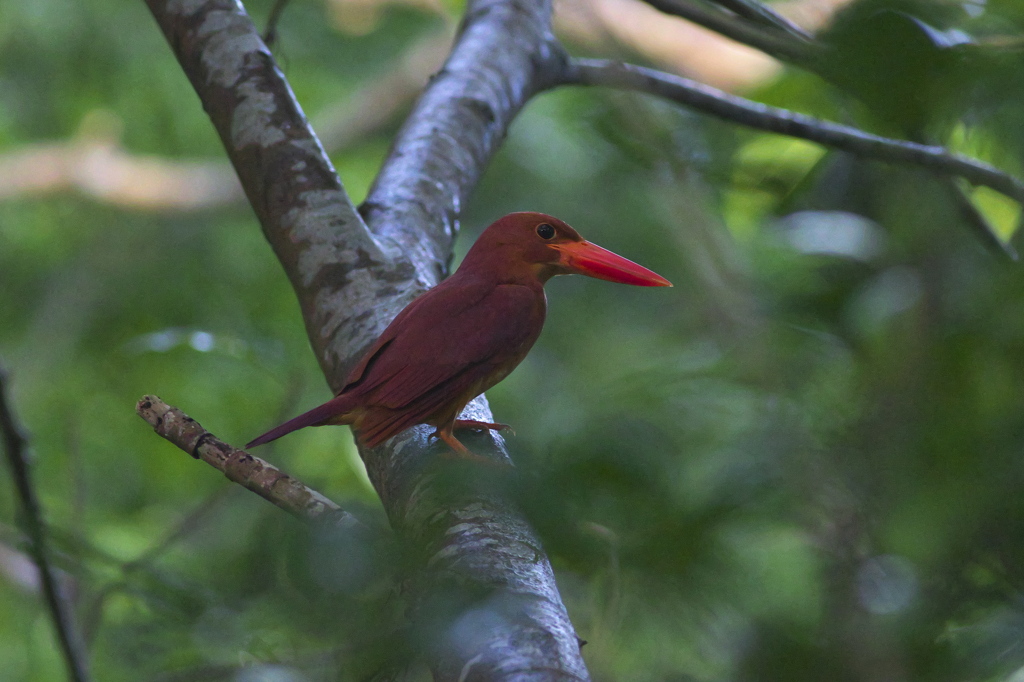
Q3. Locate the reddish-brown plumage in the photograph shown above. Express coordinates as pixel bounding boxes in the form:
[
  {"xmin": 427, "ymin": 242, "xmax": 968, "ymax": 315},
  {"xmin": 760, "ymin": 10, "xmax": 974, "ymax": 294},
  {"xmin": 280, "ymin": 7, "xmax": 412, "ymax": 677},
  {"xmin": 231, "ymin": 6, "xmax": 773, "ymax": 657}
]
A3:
[{"xmin": 247, "ymin": 212, "xmax": 671, "ymax": 457}]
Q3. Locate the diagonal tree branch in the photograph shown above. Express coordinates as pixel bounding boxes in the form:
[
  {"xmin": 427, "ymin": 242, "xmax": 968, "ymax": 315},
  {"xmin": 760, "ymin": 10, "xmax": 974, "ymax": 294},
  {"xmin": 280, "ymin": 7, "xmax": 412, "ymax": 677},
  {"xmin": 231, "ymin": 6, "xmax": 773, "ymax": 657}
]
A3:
[
  {"xmin": 566, "ymin": 59, "xmax": 1024, "ymax": 204},
  {"xmin": 355, "ymin": 0, "xmax": 569, "ymax": 480},
  {"xmin": 143, "ymin": 0, "xmax": 393, "ymax": 384},
  {"xmin": 136, "ymin": 395, "xmax": 361, "ymax": 526},
  {"xmin": 0, "ymin": 369, "xmax": 91, "ymax": 682},
  {"xmin": 566, "ymin": 58, "xmax": 1022, "ymax": 258},
  {"xmin": 143, "ymin": 0, "xmax": 588, "ymax": 678},
  {"xmin": 636, "ymin": 0, "xmax": 1014, "ymax": 257},
  {"xmin": 352, "ymin": 1, "xmax": 590, "ymax": 675},
  {"xmin": 640, "ymin": 0, "xmax": 819, "ymax": 66},
  {"xmin": 359, "ymin": 0, "xmax": 569, "ymax": 279}
]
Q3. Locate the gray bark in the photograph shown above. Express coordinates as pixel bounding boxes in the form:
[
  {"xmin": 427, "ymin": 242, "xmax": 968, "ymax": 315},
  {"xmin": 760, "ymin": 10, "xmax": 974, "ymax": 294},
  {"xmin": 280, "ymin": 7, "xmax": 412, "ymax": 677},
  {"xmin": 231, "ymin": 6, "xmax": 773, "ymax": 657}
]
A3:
[{"xmin": 143, "ymin": 0, "xmax": 588, "ymax": 679}]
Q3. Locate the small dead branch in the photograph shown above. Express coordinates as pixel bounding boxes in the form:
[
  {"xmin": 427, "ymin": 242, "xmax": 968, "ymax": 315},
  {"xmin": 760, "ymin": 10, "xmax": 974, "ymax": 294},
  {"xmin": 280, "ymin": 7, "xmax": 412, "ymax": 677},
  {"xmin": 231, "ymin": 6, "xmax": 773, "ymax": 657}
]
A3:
[{"xmin": 135, "ymin": 395, "xmax": 362, "ymax": 529}]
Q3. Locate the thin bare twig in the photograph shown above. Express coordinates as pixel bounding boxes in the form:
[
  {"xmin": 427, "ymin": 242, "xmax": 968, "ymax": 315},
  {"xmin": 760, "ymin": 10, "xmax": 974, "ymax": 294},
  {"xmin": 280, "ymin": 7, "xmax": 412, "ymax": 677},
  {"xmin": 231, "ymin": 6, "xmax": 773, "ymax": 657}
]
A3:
[
  {"xmin": 127, "ymin": 487, "xmax": 234, "ymax": 570},
  {"xmin": 135, "ymin": 395, "xmax": 362, "ymax": 528},
  {"xmin": 627, "ymin": 3, "xmax": 1012, "ymax": 257},
  {"xmin": 313, "ymin": 29, "xmax": 453, "ymax": 153},
  {"xmin": 263, "ymin": 0, "xmax": 292, "ymax": 46},
  {"xmin": 567, "ymin": 58, "xmax": 1021, "ymax": 258},
  {"xmin": 0, "ymin": 369, "xmax": 91, "ymax": 682}
]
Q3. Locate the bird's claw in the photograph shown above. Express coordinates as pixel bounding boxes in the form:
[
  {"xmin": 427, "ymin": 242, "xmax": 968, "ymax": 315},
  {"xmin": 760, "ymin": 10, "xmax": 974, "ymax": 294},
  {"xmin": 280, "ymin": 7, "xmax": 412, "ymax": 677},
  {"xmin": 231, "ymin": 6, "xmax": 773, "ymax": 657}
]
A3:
[
  {"xmin": 453, "ymin": 419, "xmax": 515, "ymax": 436},
  {"xmin": 433, "ymin": 428, "xmax": 513, "ymax": 468}
]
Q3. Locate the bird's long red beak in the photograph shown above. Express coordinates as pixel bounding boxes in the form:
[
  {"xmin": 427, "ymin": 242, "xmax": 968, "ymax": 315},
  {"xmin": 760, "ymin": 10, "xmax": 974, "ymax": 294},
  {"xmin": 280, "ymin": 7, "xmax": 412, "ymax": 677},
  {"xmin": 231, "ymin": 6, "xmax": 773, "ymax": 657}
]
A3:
[{"xmin": 554, "ymin": 241, "xmax": 672, "ymax": 287}]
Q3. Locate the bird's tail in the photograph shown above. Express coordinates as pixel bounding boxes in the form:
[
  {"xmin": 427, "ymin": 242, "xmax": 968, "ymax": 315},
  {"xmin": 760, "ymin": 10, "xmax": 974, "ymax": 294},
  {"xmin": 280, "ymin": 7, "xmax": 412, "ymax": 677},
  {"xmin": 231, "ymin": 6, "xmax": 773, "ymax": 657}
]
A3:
[{"xmin": 246, "ymin": 394, "xmax": 356, "ymax": 449}]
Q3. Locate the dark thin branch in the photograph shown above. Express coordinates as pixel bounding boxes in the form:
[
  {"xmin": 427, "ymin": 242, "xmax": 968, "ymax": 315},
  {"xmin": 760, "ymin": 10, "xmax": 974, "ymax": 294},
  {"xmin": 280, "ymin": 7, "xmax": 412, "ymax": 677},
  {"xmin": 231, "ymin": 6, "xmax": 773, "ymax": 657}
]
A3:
[
  {"xmin": 640, "ymin": 0, "xmax": 820, "ymax": 66},
  {"xmin": 136, "ymin": 396, "xmax": 361, "ymax": 528},
  {"xmin": 624, "ymin": 6, "xmax": 1012, "ymax": 257},
  {"xmin": 567, "ymin": 58, "xmax": 1021, "ymax": 258},
  {"xmin": 0, "ymin": 369, "xmax": 91, "ymax": 682},
  {"xmin": 124, "ymin": 487, "xmax": 233, "ymax": 571},
  {"xmin": 707, "ymin": 0, "xmax": 812, "ymax": 41},
  {"xmin": 262, "ymin": 0, "xmax": 291, "ymax": 46}
]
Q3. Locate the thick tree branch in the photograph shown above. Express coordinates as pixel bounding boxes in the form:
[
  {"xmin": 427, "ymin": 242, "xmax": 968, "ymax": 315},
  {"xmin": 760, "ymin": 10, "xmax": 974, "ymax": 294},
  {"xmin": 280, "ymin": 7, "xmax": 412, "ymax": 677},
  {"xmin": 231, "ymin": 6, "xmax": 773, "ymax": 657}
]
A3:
[
  {"xmin": 143, "ymin": 0, "xmax": 395, "ymax": 385},
  {"xmin": 567, "ymin": 58, "xmax": 1022, "ymax": 257},
  {"xmin": 144, "ymin": 0, "xmax": 588, "ymax": 678},
  {"xmin": 0, "ymin": 370, "xmax": 91, "ymax": 682},
  {"xmin": 135, "ymin": 396, "xmax": 360, "ymax": 526},
  {"xmin": 360, "ymin": 0, "xmax": 570, "ymax": 287},
  {"xmin": 354, "ymin": 4, "xmax": 586, "ymax": 673},
  {"xmin": 356, "ymin": 0, "xmax": 567, "ymax": 484}
]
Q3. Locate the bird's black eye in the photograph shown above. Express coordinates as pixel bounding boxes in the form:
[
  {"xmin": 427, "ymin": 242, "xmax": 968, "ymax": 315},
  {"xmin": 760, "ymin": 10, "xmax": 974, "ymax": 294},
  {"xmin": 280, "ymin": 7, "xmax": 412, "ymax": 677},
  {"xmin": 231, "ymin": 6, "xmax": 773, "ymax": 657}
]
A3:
[{"xmin": 536, "ymin": 223, "xmax": 555, "ymax": 240}]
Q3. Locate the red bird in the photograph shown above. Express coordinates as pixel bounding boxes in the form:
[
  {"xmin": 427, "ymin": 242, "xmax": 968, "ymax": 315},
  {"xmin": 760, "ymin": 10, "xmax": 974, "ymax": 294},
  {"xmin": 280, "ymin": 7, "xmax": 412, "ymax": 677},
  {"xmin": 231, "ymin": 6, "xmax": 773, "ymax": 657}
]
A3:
[{"xmin": 247, "ymin": 212, "xmax": 671, "ymax": 457}]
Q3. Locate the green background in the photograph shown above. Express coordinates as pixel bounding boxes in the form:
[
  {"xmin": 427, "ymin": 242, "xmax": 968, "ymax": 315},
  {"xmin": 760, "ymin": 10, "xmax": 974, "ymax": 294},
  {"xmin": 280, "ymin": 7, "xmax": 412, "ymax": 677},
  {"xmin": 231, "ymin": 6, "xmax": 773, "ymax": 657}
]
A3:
[{"xmin": 3, "ymin": 0, "xmax": 1024, "ymax": 679}]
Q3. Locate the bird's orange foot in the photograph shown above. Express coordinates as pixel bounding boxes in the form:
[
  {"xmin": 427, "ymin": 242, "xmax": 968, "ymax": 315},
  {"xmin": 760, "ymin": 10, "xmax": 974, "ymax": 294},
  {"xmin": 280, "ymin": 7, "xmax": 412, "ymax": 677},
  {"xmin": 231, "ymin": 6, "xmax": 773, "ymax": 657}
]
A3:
[
  {"xmin": 454, "ymin": 419, "xmax": 516, "ymax": 436},
  {"xmin": 432, "ymin": 429, "xmax": 513, "ymax": 468}
]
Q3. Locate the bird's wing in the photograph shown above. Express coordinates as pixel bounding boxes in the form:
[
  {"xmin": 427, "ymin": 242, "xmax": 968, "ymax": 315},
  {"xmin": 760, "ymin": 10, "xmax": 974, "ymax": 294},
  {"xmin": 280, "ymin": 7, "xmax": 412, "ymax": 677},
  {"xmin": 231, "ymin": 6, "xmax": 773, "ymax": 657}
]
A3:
[
  {"xmin": 354, "ymin": 281, "xmax": 543, "ymax": 407},
  {"xmin": 337, "ymin": 279, "xmax": 489, "ymax": 393},
  {"xmin": 345, "ymin": 282, "xmax": 544, "ymax": 443}
]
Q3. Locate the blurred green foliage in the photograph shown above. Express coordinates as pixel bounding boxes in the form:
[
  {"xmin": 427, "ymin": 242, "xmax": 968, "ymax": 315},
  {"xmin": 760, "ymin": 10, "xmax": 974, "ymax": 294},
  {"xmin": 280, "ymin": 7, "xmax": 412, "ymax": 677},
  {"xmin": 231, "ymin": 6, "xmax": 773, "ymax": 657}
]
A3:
[{"xmin": 3, "ymin": 0, "xmax": 1024, "ymax": 680}]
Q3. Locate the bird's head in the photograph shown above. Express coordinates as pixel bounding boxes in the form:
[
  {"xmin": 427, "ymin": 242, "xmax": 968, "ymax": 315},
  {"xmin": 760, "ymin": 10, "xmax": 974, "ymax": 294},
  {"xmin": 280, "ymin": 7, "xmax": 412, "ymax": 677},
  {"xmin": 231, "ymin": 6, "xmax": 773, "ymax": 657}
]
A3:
[{"xmin": 463, "ymin": 212, "xmax": 672, "ymax": 287}]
